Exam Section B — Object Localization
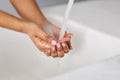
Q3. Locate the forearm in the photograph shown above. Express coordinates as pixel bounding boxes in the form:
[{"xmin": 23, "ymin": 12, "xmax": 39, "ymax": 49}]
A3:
[
  {"xmin": 10, "ymin": 0, "xmax": 49, "ymax": 25},
  {"xmin": 0, "ymin": 10, "xmax": 30, "ymax": 33}
]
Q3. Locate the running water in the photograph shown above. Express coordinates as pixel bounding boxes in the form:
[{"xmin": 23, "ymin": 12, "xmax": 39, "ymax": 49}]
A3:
[
  {"xmin": 43, "ymin": 0, "xmax": 74, "ymax": 75},
  {"xmin": 59, "ymin": 0, "xmax": 74, "ymax": 40},
  {"xmin": 56, "ymin": 0, "xmax": 74, "ymax": 74}
]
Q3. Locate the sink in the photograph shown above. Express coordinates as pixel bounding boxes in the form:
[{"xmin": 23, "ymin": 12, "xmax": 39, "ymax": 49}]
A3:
[{"xmin": 0, "ymin": 15, "xmax": 120, "ymax": 80}]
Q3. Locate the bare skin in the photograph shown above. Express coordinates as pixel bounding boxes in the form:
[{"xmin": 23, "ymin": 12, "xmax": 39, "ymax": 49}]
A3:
[
  {"xmin": 0, "ymin": 10, "xmax": 55, "ymax": 52},
  {"xmin": 0, "ymin": 0, "xmax": 72, "ymax": 58}
]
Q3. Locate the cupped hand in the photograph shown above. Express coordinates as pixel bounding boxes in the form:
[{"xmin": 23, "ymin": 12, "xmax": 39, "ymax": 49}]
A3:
[
  {"xmin": 24, "ymin": 23, "xmax": 57, "ymax": 53},
  {"xmin": 24, "ymin": 22, "xmax": 72, "ymax": 58},
  {"xmin": 43, "ymin": 23, "xmax": 72, "ymax": 58}
]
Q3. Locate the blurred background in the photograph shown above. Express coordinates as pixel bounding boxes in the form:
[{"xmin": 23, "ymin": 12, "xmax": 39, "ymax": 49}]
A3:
[
  {"xmin": 36, "ymin": 0, "xmax": 83, "ymax": 7},
  {"xmin": 36, "ymin": 0, "xmax": 112, "ymax": 7}
]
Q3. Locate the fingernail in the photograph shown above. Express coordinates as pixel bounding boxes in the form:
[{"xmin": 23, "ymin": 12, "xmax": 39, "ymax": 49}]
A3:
[
  {"xmin": 52, "ymin": 47, "xmax": 55, "ymax": 51},
  {"xmin": 62, "ymin": 43, "xmax": 66, "ymax": 47},
  {"xmin": 51, "ymin": 40, "xmax": 57, "ymax": 45},
  {"xmin": 57, "ymin": 43, "xmax": 61, "ymax": 48}
]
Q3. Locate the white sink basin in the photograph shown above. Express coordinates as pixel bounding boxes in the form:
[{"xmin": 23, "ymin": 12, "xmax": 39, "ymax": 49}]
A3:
[{"xmin": 0, "ymin": 15, "xmax": 120, "ymax": 80}]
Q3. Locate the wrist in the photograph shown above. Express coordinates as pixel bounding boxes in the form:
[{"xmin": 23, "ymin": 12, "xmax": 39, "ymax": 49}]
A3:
[{"xmin": 21, "ymin": 21, "xmax": 36, "ymax": 35}]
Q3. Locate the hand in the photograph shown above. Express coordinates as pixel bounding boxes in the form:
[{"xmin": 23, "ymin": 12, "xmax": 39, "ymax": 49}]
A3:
[
  {"xmin": 43, "ymin": 23, "xmax": 72, "ymax": 58},
  {"xmin": 24, "ymin": 23, "xmax": 57, "ymax": 53}
]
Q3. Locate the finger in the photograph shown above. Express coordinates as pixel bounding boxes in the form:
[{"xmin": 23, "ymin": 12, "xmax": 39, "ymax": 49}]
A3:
[
  {"xmin": 66, "ymin": 41, "xmax": 72, "ymax": 50},
  {"xmin": 62, "ymin": 43, "xmax": 70, "ymax": 53},
  {"xmin": 44, "ymin": 50, "xmax": 51, "ymax": 56},
  {"xmin": 64, "ymin": 33, "xmax": 72, "ymax": 38},
  {"xmin": 59, "ymin": 37, "xmax": 71, "ymax": 43},
  {"xmin": 59, "ymin": 33, "xmax": 72, "ymax": 43},
  {"xmin": 51, "ymin": 46, "xmax": 58, "ymax": 58},
  {"xmin": 56, "ymin": 43, "xmax": 64, "ymax": 58}
]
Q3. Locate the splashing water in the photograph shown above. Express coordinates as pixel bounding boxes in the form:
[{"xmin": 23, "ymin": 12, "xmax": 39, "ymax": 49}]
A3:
[{"xmin": 59, "ymin": 0, "xmax": 74, "ymax": 40}]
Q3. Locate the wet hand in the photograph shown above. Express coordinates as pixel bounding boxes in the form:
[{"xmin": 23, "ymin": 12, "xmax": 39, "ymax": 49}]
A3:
[
  {"xmin": 43, "ymin": 23, "xmax": 72, "ymax": 58},
  {"xmin": 24, "ymin": 23, "xmax": 57, "ymax": 53}
]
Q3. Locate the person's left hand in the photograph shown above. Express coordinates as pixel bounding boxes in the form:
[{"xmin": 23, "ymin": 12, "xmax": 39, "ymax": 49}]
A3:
[{"xmin": 43, "ymin": 23, "xmax": 72, "ymax": 58}]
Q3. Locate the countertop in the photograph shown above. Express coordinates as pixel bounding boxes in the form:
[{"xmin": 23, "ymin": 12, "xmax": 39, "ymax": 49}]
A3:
[{"xmin": 47, "ymin": 55, "xmax": 120, "ymax": 80}]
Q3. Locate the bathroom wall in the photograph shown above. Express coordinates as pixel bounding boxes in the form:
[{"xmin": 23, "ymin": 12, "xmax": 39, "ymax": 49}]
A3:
[
  {"xmin": 0, "ymin": 0, "xmax": 83, "ymax": 17},
  {"xmin": 36, "ymin": 0, "xmax": 83, "ymax": 7},
  {"xmin": 36, "ymin": 0, "xmax": 111, "ymax": 8}
]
